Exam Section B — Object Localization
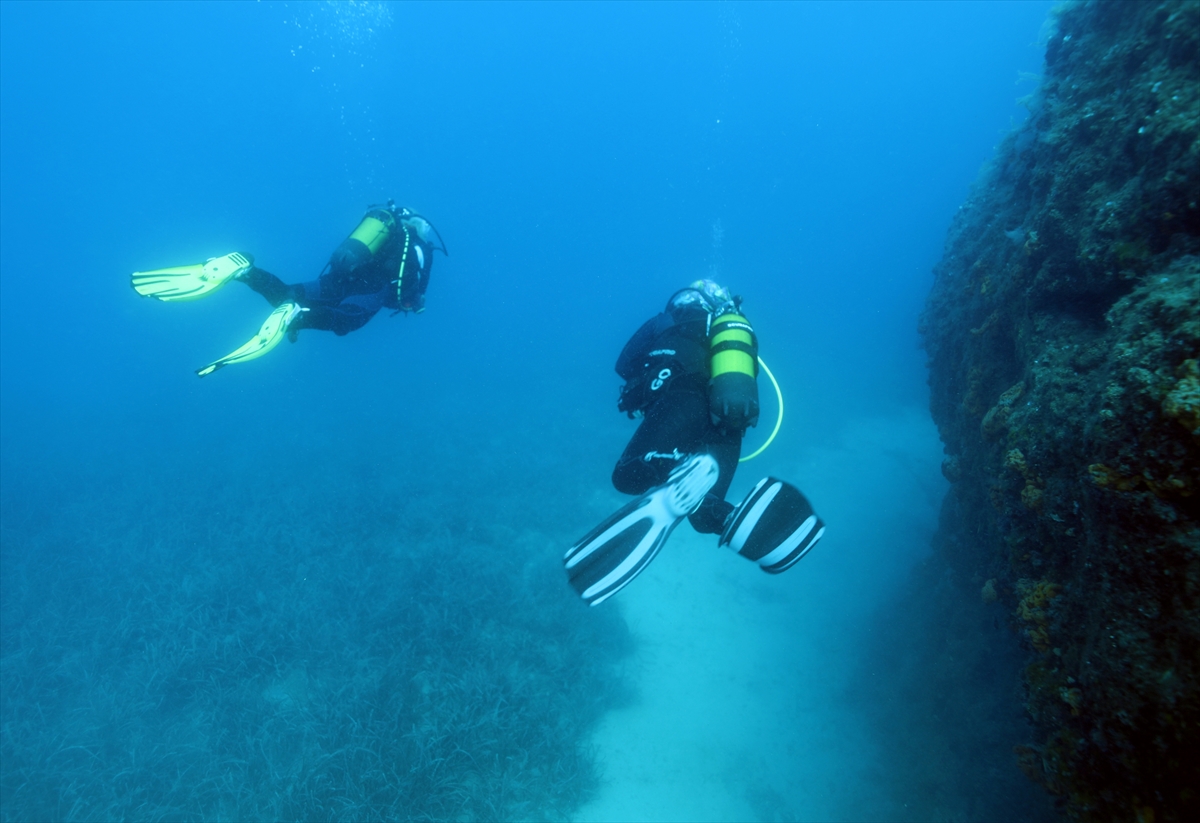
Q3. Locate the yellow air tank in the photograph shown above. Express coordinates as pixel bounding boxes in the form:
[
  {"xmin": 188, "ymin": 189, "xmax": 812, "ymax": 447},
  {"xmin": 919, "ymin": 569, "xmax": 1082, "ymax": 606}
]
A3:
[
  {"xmin": 708, "ymin": 311, "xmax": 760, "ymax": 432},
  {"xmin": 329, "ymin": 208, "xmax": 397, "ymax": 274},
  {"xmin": 347, "ymin": 208, "xmax": 396, "ymax": 255}
]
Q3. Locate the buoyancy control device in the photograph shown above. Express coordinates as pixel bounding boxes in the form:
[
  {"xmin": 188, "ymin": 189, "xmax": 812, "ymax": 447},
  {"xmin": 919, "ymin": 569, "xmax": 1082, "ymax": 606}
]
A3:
[{"xmin": 615, "ymin": 312, "xmax": 708, "ymax": 418}]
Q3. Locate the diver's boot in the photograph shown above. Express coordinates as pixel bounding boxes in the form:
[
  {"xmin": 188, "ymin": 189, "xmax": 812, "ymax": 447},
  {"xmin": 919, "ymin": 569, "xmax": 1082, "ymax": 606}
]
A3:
[
  {"xmin": 719, "ymin": 478, "xmax": 825, "ymax": 574},
  {"xmin": 196, "ymin": 302, "xmax": 306, "ymax": 378},
  {"xmin": 131, "ymin": 252, "xmax": 254, "ymax": 302},
  {"xmin": 664, "ymin": 453, "xmax": 723, "ymax": 518}
]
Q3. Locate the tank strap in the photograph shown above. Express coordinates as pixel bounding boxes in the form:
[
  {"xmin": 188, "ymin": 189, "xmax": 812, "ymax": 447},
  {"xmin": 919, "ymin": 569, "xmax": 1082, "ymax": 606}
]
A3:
[{"xmin": 710, "ymin": 339, "xmax": 757, "ymax": 357}]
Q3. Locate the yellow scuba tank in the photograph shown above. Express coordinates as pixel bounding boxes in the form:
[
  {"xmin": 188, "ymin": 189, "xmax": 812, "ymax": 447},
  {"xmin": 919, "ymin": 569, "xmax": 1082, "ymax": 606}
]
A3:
[
  {"xmin": 347, "ymin": 208, "xmax": 395, "ymax": 254},
  {"xmin": 329, "ymin": 207, "xmax": 397, "ymax": 273},
  {"xmin": 709, "ymin": 310, "xmax": 760, "ymax": 431}
]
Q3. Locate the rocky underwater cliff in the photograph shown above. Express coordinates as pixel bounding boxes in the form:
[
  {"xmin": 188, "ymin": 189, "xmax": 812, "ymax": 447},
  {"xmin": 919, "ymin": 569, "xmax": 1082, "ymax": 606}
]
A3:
[{"xmin": 920, "ymin": 1, "xmax": 1199, "ymax": 821}]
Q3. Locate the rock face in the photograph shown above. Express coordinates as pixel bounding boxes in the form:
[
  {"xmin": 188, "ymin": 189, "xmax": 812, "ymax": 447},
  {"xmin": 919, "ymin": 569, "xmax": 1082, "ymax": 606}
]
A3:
[{"xmin": 920, "ymin": 2, "xmax": 1199, "ymax": 820}]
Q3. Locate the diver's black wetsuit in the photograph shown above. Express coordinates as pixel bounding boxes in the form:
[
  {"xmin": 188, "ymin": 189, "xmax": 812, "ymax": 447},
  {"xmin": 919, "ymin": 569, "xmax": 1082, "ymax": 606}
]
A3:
[
  {"xmin": 612, "ymin": 304, "xmax": 745, "ymax": 534},
  {"xmin": 241, "ymin": 227, "xmax": 433, "ymax": 336}
]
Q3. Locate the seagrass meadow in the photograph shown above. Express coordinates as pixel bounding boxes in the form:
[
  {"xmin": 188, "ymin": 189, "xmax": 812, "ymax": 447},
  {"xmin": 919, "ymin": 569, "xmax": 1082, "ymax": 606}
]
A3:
[{"xmin": 0, "ymin": 442, "xmax": 631, "ymax": 821}]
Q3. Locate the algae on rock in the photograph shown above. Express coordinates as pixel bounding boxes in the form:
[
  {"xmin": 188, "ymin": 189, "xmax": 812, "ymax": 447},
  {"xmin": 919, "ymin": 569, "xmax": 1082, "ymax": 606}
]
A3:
[{"xmin": 919, "ymin": 1, "xmax": 1200, "ymax": 820}]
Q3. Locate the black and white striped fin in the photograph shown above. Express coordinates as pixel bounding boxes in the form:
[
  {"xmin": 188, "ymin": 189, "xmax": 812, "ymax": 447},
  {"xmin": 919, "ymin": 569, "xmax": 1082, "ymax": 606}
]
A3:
[
  {"xmin": 565, "ymin": 454, "xmax": 719, "ymax": 606},
  {"xmin": 564, "ymin": 492, "xmax": 680, "ymax": 606},
  {"xmin": 720, "ymin": 478, "xmax": 825, "ymax": 574}
]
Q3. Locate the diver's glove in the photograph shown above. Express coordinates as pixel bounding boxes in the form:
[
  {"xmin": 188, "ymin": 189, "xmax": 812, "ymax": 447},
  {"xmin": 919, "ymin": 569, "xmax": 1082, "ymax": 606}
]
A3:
[{"xmin": 398, "ymin": 292, "xmax": 426, "ymax": 314}]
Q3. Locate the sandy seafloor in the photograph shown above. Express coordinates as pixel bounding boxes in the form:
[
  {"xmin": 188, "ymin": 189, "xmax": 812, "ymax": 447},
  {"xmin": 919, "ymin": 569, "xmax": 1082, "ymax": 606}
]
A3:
[{"xmin": 574, "ymin": 406, "xmax": 946, "ymax": 822}]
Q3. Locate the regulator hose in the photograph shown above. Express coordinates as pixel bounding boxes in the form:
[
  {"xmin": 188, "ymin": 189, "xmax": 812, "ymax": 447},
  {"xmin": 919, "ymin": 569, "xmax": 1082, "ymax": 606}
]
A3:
[{"xmin": 739, "ymin": 355, "xmax": 783, "ymax": 463}]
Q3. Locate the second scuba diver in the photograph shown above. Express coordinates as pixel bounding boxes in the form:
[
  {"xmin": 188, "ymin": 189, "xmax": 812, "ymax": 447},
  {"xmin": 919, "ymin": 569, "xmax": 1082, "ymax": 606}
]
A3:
[
  {"xmin": 131, "ymin": 201, "xmax": 447, "ymax": 376},
  {"xmin": 564, "ymin": 279, "xmax": 826, "ymax": 606}
]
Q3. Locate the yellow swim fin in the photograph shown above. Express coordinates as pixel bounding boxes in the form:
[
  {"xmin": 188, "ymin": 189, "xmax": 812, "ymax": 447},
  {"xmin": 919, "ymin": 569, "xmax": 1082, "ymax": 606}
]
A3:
[
  {"xmin": 132, "ymin": 252, "xmax": 254, "ymax": 302},
  {"xmin": 196, "ymin": 302, "xmax": 304, "ymax": 378}
]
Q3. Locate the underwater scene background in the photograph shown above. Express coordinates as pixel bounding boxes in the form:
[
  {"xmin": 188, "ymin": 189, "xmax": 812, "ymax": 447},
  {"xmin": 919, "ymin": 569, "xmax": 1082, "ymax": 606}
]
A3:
[{"xmin": 0, "ymin": 2, "xmax": 1069, "ymax": 821}]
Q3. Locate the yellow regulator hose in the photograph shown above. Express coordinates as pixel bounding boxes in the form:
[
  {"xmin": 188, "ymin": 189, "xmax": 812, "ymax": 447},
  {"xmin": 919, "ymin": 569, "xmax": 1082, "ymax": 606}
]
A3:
[{"xmin": 739, "ymin": 355, "xmax": 783, "ymax": 463}]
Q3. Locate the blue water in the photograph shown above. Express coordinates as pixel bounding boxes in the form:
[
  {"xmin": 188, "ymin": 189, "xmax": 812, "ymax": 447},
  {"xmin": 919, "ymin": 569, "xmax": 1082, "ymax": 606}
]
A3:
[{"xmin": 1, "ymin": 2, "xmax": 1054, "ymax": 820}]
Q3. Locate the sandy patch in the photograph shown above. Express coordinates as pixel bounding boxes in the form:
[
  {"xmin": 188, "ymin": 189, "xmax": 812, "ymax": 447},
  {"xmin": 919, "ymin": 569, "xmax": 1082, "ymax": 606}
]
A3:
[{"xmin": 574, "ymin": 408, "xmax": 945, "ymax": 822}]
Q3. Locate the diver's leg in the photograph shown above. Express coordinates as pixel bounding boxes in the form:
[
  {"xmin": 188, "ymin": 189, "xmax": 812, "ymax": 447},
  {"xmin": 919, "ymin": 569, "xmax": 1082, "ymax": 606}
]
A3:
[
  {"xmin": 612, "ymin": 383, "xmax": 739, "ymax": 533},
  {"xmin": 239, "ymin": 267, "xmax": 307, "ymax": 307},
  {"xmin": 289, "ymin": 292, "xmax": 382, "ymax": 336},
  {"xmin": 688, "ymin": 425, "xmax": 741, "ymax": 534},
  {"xmin": 612, "ymin": 382, "xmax": 711, "ymax": 495}
]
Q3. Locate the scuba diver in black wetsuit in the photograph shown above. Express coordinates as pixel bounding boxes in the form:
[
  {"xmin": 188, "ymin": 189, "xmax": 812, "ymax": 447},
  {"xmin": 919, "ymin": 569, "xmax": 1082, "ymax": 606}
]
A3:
[
  {"xmin": 611, "ymin": 280, "xmax": 758, "ymax": 535},
  {"xmin": 564, "ymin": 279, "xmax": 827, "ymax": 607},
  {"xmin": 241, "ymin": 202, "xmax": 444, "ymax": 336},
  {"xmin": 131, "ymin": 200, "xmax": 447, "ymax": 376}
]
